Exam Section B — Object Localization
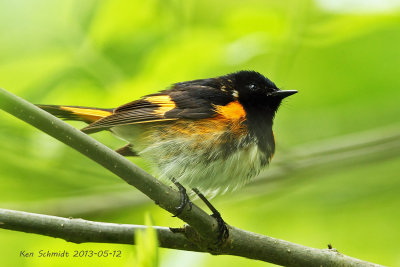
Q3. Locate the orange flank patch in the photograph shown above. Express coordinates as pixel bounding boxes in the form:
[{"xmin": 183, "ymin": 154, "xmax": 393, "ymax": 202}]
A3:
[
  {"xmin": 145, "ymin": 95, "xmax": 176, "ymax": 116},
  {"xmin": 61, "ymin": 107, "xmax": 112, "ymax": 122},
  {"xmin": 169, "ymin": 119, "xmax": 226, "ymax": 136},
  {"xmin": 214, "ymin": 101, "xmax": 246, "ymax": 120},
  {"xmin": 165, "ymin": 101, "xmax": 247, "ymax": 139}
]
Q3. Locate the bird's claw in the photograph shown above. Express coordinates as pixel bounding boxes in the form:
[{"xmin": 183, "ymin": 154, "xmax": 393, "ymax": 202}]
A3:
[
  {"xmin": 212, "ymin": 211, "xmax": 229, "ymax": 243},
  {"xmin": 172, "ymin": 179, "xmax": 193, "ymax": 217}
]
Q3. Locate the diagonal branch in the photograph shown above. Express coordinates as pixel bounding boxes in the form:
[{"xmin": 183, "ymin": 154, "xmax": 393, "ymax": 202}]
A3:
[
  {"xmin": 0, "ymin": 87, "xmax": 218, "ymax": 242},
  {"xmin": 0, "ymin": 88, "xmax": 384, "ymax": 266}
]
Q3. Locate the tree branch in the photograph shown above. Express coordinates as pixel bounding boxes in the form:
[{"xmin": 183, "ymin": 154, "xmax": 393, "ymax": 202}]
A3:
[
  {"xmin": 0, "ymin": 208, "xmax": 383, "ymax": 267},
  {"xmin": 0, "ymin": 88, "xmax": 384, "ymax": 266},
  {"xmin": 0, "ymin": 208, "xmax": 200, "ymax": 251}
]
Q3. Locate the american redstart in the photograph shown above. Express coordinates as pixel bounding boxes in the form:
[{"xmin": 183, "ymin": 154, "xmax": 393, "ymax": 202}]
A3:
[{"xmin": 38, "ymin": 70, "xmax": 297, "ymax": 239}]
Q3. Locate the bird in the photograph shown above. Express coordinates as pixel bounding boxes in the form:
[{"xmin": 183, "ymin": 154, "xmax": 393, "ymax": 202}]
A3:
[{"xmin": 38, "ymin": 70, "xmax": 297, "ymax": 240}]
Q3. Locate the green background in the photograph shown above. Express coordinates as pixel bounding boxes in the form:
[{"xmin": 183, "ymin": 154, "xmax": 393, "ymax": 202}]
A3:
[{"xmin": 1, "ymin": 0, "xmax": 399, "ymax": 266}]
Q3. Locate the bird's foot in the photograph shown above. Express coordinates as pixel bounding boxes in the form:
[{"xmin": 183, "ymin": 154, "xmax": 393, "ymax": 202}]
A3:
[
  {"xmin": 192, "ymin": 188, "xmax": 229, "ymax": 244},
  {"xmin": 211, "ymin": 211, "xmax": 229, "ymax": 243},
  {"xmin": 171, "ymin": 178, "xmax": 193, "ymax": 217}
]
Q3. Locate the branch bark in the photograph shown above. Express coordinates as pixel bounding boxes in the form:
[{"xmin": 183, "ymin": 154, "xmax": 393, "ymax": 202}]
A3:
[
  {"xmin": 0, "ymin": 88, "xmax": 385, "ymax": 266},
  {"xmin": 0, "ymin": 208, "xmax": 200, "ymax": 251}
]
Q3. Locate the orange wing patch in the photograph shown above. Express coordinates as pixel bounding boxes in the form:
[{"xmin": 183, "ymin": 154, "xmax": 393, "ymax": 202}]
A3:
[
  {"xmin": 145, "ymin": 95, "xmax": 176, "ymax": 116},
  {"xmin": 61, "ymin": 107, "xmax": 112, "ymax": 122}
]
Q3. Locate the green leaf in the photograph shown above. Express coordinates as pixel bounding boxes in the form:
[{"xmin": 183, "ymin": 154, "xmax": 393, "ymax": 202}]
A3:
[{"xmin": 134, "ymin": 213, "xmax": 159, "ymax": 267}]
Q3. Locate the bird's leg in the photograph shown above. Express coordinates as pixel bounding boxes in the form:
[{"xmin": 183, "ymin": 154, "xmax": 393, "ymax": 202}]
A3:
[
  {"xmin": 171, "ymin": 178, "xmax": 193, "ymax": 217},
  {"xmin": 192, "ymin": 188, "xmax": 229, "ymax": 242}
]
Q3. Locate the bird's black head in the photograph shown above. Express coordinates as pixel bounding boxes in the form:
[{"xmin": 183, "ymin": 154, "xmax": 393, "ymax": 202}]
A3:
[
  {"xmin": 225, "ymin": 71, "xmax": 297, "ymax": 115},
  {"xmin": 222, "ymin": 71, "xmax": 297, "ymax": 156}
]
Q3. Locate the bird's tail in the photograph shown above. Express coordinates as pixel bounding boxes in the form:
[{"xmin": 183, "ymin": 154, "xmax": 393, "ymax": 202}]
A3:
[{"xmin": 37, "ymin": 105, "xmax": 113, "ymax": 124}]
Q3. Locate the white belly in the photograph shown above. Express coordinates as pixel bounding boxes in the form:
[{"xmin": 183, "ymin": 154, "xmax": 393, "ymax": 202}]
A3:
[{"xmin": 112, "ymin": 124, "xmax": 271, "ymax": 197}]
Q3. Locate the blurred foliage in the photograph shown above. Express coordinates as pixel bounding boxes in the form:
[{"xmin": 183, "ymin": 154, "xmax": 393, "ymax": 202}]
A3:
[
  {"xmin": 134, "ymin": 214, "xmax": 159, "ymax": 267},
  {"xmin": 0, "ymin": 0, "xmax": 400, "ymax": 266}
]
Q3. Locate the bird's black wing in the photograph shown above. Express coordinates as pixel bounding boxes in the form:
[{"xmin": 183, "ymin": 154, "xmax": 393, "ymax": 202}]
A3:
[{"xmin": 81, "ymin": 83, "xmax": 234, "ymax": 133}]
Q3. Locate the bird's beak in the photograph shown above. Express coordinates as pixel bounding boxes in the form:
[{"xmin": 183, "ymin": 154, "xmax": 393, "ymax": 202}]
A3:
[{"xmin": 269, "ymin": 90, "xmax": 298, "ymax": 99}]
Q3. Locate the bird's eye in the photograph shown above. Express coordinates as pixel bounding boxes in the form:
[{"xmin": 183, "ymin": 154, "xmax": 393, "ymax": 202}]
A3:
[{"xmin": 248, "ymin": 84, "xmax": 257, "ymax": 90}]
